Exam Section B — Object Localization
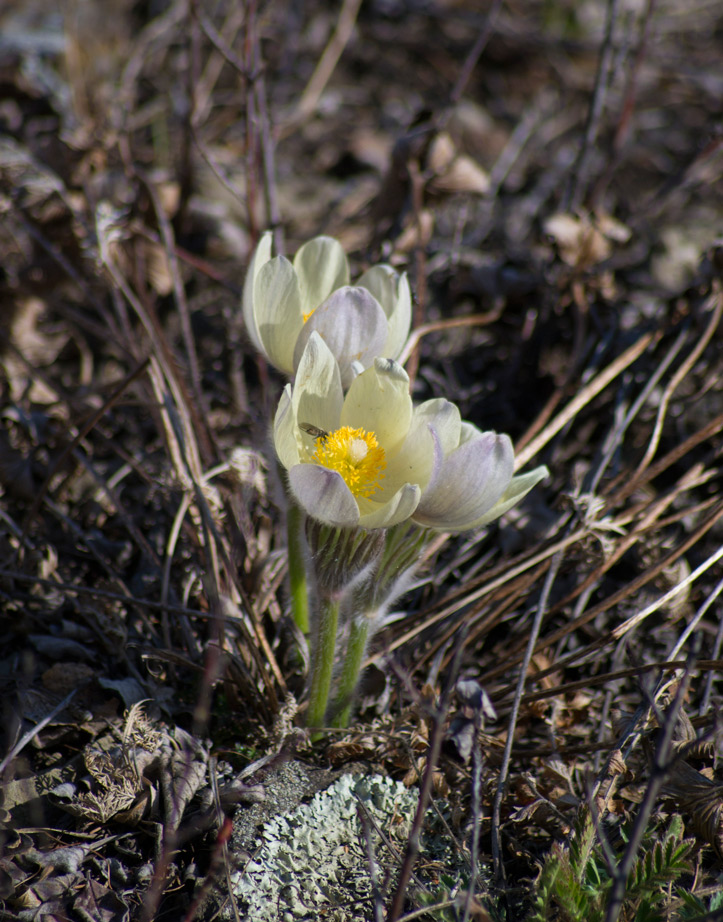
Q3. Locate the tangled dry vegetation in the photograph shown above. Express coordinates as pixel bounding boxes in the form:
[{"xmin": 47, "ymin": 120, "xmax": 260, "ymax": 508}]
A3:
[{"xmin": 1, "ymin": 1, "xmax": 723, "ymax": 920}]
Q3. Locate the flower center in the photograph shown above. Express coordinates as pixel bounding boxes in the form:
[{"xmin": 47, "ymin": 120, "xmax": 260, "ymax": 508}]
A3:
[{"xmin": 310, "ymin": 425, "xmax": 386, "ymax": 498}]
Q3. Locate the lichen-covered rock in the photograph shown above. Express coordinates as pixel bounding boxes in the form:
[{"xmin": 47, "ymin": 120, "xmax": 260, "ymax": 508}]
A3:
[{"xmin": 230, "ymin": 773, "xmax": 418, "ymax": 921}]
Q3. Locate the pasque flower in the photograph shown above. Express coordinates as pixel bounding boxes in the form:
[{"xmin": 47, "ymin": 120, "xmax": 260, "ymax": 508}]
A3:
[
  {"xmin": 243, "ymin": 232, "xmax": 411, "ymax": 387},
  {"xmin": 274, "ymin": 333, "xmax": 548, "ymax": 532}
]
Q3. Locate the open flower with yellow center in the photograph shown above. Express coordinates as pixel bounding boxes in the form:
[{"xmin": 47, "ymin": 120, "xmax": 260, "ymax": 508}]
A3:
[
  {"xmin": 274, "ymin": 333, "xmax": 549, "ymax": 531},
  {"xmin": 243, "ymin": 232, "xmax": 411, "ymax": 387}
]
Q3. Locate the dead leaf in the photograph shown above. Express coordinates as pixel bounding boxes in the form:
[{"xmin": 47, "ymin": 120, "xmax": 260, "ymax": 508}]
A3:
[
  {"xmin": 393, "ymin": 208, "xmax": 434, "ymax": 254},
  {"xmin": 427, "ymin": 132, "xmax": 490, "ymax": 195},
  {"xmin": 544, "ymin": 211, "xmax": 631, "ymax": 270},
  {"xmin": 663, "ymin": 760, "xmax": 723, "ymax": 861},
  {"xmin": 42, "ymin": 662, "xmax": 95, "ymax": 696}
]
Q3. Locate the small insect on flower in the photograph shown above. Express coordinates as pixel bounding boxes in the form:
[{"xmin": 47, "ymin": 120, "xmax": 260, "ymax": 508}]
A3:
[{"xmin": 299, "ymin": 422, "xmax": 329, "ymax": 443}]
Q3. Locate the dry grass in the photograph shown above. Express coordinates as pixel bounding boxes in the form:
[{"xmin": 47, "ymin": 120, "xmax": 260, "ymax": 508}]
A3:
[{"xmin": 1, "ymin": 1, "xmax": 722, "ymax": 920}]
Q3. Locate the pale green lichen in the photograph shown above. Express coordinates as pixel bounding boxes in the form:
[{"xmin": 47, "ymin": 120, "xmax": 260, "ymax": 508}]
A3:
[{"xmin": 229, "ymin": 773, "xmax": 423, "ymax": 921}]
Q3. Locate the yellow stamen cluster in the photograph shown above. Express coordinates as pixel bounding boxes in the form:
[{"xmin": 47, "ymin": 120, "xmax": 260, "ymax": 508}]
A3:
[{"xmin": 311, "ymin": 426, "xmax": 386, "ymax": 498}]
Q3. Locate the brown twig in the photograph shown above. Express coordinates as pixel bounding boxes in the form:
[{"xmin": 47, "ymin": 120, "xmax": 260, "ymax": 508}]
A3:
[
  {"xmin": 420, "ymin": 560, "xmax": 551, "ymax": 677},
  {"xmin": 514, "ymin": 329, "xmax": 656, "ymax": 470},
  {"xmin": 591, "ymin": 0, "xmax": 657, "ymax": 206},
  {"xmin": 607, "ymin": 291, "xmax": 723, "ymax": 500},
  {"xmin": 563, "ymin": 0, "xmax": 623, "ymax": 211},
  {"xmin": 374, "ymin": 535, "xmax": 570, "ymax": 664},
  {"xmin": 385, "ymin": 640, "xmax": 466, "ymax": 921},
  {"xmin": 447, "ymin": 0, "xmax": 503, "ymax": 111},
  {"xmin": 405, "ymin": 158, "xmax": 426, "ymax": 387},
  {"xmin": 397, "ymin": 311, "xmax": 501, "ymax": 367},
  {"xmin": 244, "ymin": 0, "xmax": 260, "ymax": 243},
  {"xmin": 474, "ymin": 477, "xmax": 719, "ymax": 691},
  {"xmin": 280, "ymin": 0, "xmax": 363, "ymax": 137},
  {"xmin": 140, "ymin": 171, "xmax": 212, "ymax": 462},
  {"xmin": 18, "ymin": 355, "xmax": 150, "ymax": 540},
  {"xmin": 190, "ymin": 0, "xmax": 248, "ymax": 108},
  {"xmin": 0, "ymin": 688, "xmax": 77, "ymax": 775},
  {"xmin": 607, "ymin": 408, "xmax": 723, "ymax": 507},
  {"xmin": 603, "ymin": 665, "xmax": 693, "ymax": 922},
  {"xmin": 491, "ymin": 550, "xmax": 563, "ymax": 884},
  {"xmin": 253, "ymin": 28, "xmax": 282, "ymax": 246},
  {"xmin": 494, "ymin": 659, "xmax": 723, "ymax": 711},
  {"xmin": 504, "ymin": 498, "xmax": 723, "ymax": 689}
]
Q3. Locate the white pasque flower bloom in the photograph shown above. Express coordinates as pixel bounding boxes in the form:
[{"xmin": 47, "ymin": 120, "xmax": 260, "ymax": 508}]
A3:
[
  {"xmin": 274, "ymin": 332, "xmax": 549, "ymax": 531},
  {"xmin": 242, "ymin": 232, "xmax": 411, "ymax": 387}
]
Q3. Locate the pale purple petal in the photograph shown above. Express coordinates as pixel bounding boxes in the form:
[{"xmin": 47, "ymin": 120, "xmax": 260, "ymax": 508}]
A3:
[
  {"xmin": 467, "ymin": 465, "xmax": 549, "ymax": 528},
  {"xmin": 288, "ymin": 465, "xmax": 360, "ymax": 528},
  {"xmin": 411, "ymin": 399, "xmax": 461, "ymax": 455},
  {"xmin": 293, "ymin": 287, "xmax": 387, "ymax": 388},
  {"xmin": 357, "ymin": 482, "xmax": 422, "ymax": 529},
  {"xmin": 413, "ymin": 432, "xmax": 515, "ymax": 530}
]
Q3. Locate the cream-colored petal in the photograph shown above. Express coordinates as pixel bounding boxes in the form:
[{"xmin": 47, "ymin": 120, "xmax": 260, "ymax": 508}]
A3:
[
  {"xmin": 384, "ymin": 272, "xmax": 412, "ymax": 359},
  {"xmin": 377, "ymin": 413, "xmax": 439, "ymax": 498},
  {"xmin": 468, "ymin": 465, "xmax": 549, "ymax": 527},
  {"xmin": 288, "ymin": 464, "xmax": 360, "ymax": 528},
  {"xmin": 413, "ymin": 432, "xmax": 514, "ymax": 530},
  {"xmin": 356, "ymin": 265, "xmax": 390, "ymax": 317},
  {"xmin": 292, "ymin": 331, "xmax": 344, "ymax": 437},
  {"xmin": 255, "ymin": 256, "xmax": 304, "ymax": 373},
  {"xmin": 375, "ymin": 400, "xmax": 458, "ymax": 503},
  {"xmin": 341, "ymin": 357, "xmax": 412, "ymax": 455},
  {"xmin": 273, "ymin": 384, "xmax": 300, "ymax": 471},
  {"xmin": 357, "ymin": 482, "xmax": 421, "ymax": 529},
  {"xmin": 357, "ymin": 265, "xmax": 396, "ymax": 314},
  {"xmin": 241, "ymin": 231, "xmax": 273, "ymax": 352},
  {"xmin": 293, "ymin": 236, "xmax": 349, "ymax": 316},
  {"xmin": 293, "ymin": 287, "xmax": 387, "ymax": 388},
  {"xmin": 357, "ymin": 266, "xmax": 412, "ymax": 360}
]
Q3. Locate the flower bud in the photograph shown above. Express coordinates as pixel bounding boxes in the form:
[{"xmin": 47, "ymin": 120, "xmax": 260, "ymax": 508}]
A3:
[{"xmin": 243, "ymin": 233, "xmax": 411, "ymax": 387}]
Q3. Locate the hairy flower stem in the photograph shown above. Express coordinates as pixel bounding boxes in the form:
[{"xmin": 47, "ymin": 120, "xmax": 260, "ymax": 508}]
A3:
[
  {"xmin": 306, "ymin": 594, "xmax": 340, "ymax": 737},
  {"xmin": 286, "ymin": 501, "xmax": 309, "ymax": 634},
  {"xmin": 329, "ymin": 527, "xmax": 432, "ymax": 727},
  {"xmin": 330, "ymin": 616, "xmax": 371, "ymax": 728}
]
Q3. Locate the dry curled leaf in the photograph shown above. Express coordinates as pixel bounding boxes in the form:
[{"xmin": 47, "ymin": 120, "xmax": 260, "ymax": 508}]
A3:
[
  {"xmin": 544, "ymin": 211, "xmax": 631, "ymax": 270},
  {"xmin": 663, "ymin": 759, "xmax": 723, "ymax": 861},
  {"xmin": 427, "ymin": 131, "xmax": 490, "ymax": 195}
]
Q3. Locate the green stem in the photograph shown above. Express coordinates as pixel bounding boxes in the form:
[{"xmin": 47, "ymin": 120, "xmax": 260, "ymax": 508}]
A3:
[
  {"xmin": 306, "ymin": 594, "xmax": 340, "ymax": 736},
  {"xmin": 330, "ymin": 615, "xmax": 370, "ymax": 728},
  {"xmin": 287, "ymin": 501, "xmax": 309, "ymax": 634}
]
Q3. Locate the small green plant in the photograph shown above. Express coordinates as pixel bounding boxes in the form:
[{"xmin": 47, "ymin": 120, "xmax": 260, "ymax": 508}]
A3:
[
  {"xmin": 528, "ymin": 811, "xmax": 695, "ymax": 922},
  {"xmin": 412, "ymin": 874, "xmax": 501, "ymax": 922},
  {"xmin": 413, "ymin": 878, "xmax": 461, "ymax": 922},
  {"xmin": 673, "ymin": 883, "xmax": 723, "ymax": 921}
]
